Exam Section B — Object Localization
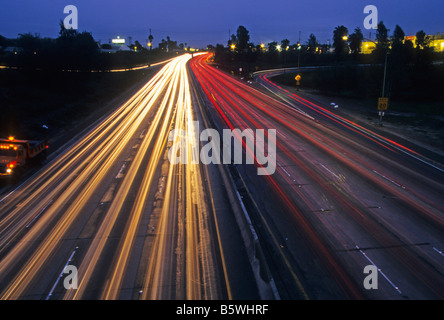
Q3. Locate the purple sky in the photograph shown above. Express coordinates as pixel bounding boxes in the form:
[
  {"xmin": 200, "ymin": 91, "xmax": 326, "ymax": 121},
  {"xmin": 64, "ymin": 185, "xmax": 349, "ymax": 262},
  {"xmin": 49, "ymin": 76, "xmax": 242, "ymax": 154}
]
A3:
[{"xmin": 1, "ymin": 0, "xmax": 443, "ymax": 48}]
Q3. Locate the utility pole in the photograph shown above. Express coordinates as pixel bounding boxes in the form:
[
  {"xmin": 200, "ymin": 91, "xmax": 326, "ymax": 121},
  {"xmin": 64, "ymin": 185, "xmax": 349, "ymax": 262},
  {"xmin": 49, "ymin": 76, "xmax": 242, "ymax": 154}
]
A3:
[
  {"xmin": 378, "ymin": 49, "xmax": 389, "ymax": 125},
  {"xmin": 148, "ymin": 28, "xmax": 153, "ymax": 66},
  {"xmin": 381, "ymin": 50, "xmax": 388, "ymax": 98},
  {"xmin": 298, "ymin": 31, "xmax": 301, "ymax": 71}
]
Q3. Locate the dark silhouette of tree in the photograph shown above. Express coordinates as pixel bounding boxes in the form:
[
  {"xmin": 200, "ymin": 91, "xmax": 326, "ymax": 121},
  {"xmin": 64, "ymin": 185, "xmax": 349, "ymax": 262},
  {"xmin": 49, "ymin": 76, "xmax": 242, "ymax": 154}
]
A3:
[
  {"xmin": 236, "ymin": 26, "xmax": 250, "ymax": 52},
  {"xmin": 281, "ymin": 39, "xmax": 290, "ymax": 50},
  {"xmin": 373, "ymin": 21, "xmax": 389, "ymax": 62},
  {"xmin": 307, "ymin": 33, "xmax": 319, "ymax": 54},
  {"xmin": 415, "ymin": 30, "xmax": 432, "ymax": 67},
  {"xmin": 333, "ymin": 25, "xmax": 348, "ymax": 57},
  {"xmin": 348, "ymin": 27, "xmax": 363, "ymax": 56},
  {"xmin": 392, "ymin": 25, "xmax": 405, "ymax": 46},
  {"xmin": 391, "ymin": 25, "xmax": 411, "ymax": 66},
  {"xmin": 57, "ymin": 21, "xmax": 97, "ymax": 56},
  {"xmin": 17, "ymin": 33, "xmax": 42, "ymax": 55},
  {"xmin": 129, "ymin": 40, "xmax": 147, "ymax": 52},
  {"xmin": 267, "ymin": 41, "xmax": 278, "ymax": 52},
  {"xmin": 58, "ymin": 20, "xmax": 77, "ymax": 40},
  {"xmin": 376, "ymin": 21, "xmax": 389, "ymax": 50},
  {"xmin": 214, "ymin": 44, "xmax": 225, "ymax": 63},
  {"xmin": 415, "ymin": 30, "xmax": 430, "ymax": 49},
  {"xmin": 159, "ymin": 39, "xmax": 167, "ymax": 51},
  {"xmin": 228, "ymin": 34, "xmax": 236, "ymax": 47}
]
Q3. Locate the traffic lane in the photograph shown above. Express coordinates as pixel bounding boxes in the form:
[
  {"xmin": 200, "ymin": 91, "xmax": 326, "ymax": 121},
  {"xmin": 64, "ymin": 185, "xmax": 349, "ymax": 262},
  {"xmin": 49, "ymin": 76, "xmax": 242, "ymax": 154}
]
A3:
[
  {"xmin": 65, "ymin": 56, "xmax": 192, "ymax": 300},
  {"xmin": 227, "ymin": 84, "xmax": 444, "ymax": 298},
  {"xmin": 0, "ymin": 87, "xmax": 161, "ymax": 299},
  {"xmin": 190, "ymin": 55, "xmax": 363, "ymax": 299},
  {"xmin": 0, "ymin": 56, "xmax": 188, "ymax": 299},
  {"xmin": 198, "ymin": 62, "xmax": 444, "ymax": 228},
  {"xmin": 257, "ymin": 73, "xmax": 444, "ymax": 190},
  {"xmin": 188, "ymin": 67, "xmax": 261, "ymax": 299},
  {"xmin": 190, "ymin": 54, "xmax": 444, "ymax": 299},
  {"xmin": 234, "ymin": 110, "xmax": 444, "ymax": 299}
]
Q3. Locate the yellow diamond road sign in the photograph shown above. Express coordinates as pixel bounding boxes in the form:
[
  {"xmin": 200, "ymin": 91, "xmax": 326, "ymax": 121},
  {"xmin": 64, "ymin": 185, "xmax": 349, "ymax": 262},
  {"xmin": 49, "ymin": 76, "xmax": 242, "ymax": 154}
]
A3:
[
  {"xmin": 378, "ymin": 97, "xmax": 388, "ymax": 111},
  {"xmin": 295, "ymin": 74, "xmax": 301, "ymax": 86}
]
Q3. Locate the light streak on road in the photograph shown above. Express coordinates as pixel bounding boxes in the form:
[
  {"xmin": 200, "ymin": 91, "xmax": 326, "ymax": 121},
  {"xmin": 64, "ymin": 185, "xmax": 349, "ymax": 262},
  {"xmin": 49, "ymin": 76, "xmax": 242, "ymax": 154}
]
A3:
[
  {"xmin": 0, "ymin": 53, "xmax": 222, "ymax": 300},
  {"xmin": 190, "ymin": 53, "xmax": 444, "ymax": 299}
]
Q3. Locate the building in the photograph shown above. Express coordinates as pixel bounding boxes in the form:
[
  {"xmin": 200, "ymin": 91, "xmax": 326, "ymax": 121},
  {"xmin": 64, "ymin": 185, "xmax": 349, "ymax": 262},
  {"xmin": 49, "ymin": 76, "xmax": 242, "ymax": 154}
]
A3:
[
  {"xmin": 361, "ymin": 41, "xmax": 377, "ymax": 54},
  {"xmin": 100, "ymin": 36, "xmax": 132, "ymax": 53},
  {"xmin": 360, "ymin": 32, "xmax": 444, "ymax": 54},
  {"xmin": 406, "ymin": 32, "xmax": 444, "ymax": 52}
]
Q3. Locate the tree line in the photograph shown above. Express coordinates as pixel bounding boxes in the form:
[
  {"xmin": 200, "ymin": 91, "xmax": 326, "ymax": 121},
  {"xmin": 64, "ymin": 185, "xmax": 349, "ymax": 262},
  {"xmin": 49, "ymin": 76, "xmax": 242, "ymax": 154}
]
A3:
[
  {"xmin": 213, "ymin": 24, "xmax": 441, "ymax": 73},
  {"xmin": 0, "ymin": 22, "xmax": 181, "ymax": 71},
  {"xmin": 211, "ymin": 24, "xmax": 443, "ymax": 102}
]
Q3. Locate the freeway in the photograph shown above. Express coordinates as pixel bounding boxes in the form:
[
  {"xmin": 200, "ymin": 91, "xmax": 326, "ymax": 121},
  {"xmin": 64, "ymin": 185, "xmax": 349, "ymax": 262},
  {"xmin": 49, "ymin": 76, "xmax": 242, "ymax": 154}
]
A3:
[
  {"xmin": 0, "ymin": 53, "xmax": 248, "ymax": 300},
  {"xmin": 189, "ymin": 53, "xmax": 444, "ymax": 299}
]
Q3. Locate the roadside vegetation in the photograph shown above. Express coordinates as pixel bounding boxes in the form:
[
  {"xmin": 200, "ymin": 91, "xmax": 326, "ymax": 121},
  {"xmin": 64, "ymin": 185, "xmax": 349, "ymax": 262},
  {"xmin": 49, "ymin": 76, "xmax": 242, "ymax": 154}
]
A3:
[
  {"xmin": 212, "ymin": 24, "xmax": 444, "ymax": 110},
  {"xmin": 0, "ymin": 23, "xmax": 180, "ymax": 143}
]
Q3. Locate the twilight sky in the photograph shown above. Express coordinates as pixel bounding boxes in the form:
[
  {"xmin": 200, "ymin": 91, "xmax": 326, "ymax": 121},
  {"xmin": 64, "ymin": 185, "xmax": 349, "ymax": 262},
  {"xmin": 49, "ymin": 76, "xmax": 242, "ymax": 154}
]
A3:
[{"xmin": 1, "ymin": 0, "xmax": 443, "ymax": 48}]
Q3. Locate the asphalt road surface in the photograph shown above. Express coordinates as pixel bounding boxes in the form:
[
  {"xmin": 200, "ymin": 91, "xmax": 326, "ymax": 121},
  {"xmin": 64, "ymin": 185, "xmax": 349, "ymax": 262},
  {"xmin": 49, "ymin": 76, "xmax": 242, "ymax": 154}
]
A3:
[
  {"xmin": 189, "ymin": 53, "xmax": 444, "ymax": 300},
  {"xmin": 0, "ymin": 54, "xmax": 258, "ymax": 300}
]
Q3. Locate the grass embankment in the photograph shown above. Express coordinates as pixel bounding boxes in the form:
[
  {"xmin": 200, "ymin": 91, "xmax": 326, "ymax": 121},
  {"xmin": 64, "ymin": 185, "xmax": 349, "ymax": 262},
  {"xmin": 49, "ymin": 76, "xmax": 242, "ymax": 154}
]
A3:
[{"xmin": 271, "ymin": 64, "xmax": 444, "ymax": 118}]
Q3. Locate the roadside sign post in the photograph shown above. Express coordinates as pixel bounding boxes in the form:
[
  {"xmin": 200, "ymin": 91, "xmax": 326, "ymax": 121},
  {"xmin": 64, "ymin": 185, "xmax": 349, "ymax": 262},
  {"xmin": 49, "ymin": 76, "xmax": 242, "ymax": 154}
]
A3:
[
  {"xmin": 378, "ymin": 97, "xmax": 388, "ymax": 125},
  {"xmin": 295, "ymin": 74, "xmax": 301, "ymax": 90}
]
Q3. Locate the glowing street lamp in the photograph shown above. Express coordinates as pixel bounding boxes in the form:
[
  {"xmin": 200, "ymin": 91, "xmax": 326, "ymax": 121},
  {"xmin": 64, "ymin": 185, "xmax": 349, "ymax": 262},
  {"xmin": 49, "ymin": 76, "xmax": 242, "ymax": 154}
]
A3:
[{"xmin": 342, "ymin": 35, "xmax": 348, "ymax": 41}]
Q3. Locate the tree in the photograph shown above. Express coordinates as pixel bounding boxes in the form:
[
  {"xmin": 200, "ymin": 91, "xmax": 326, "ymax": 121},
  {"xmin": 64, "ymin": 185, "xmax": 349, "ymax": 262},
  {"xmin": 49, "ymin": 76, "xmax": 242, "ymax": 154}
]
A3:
[
  {"xmin": 131, "ymin": 40, "xmax": 147, "ymax": 52},
  {"xmin": 392, "ymin": 25, "xmax": 405, "ymax": 46},
  {"xmin": 17, "ymin": 33, "xmax": 42, "ymax": 55},
  {"xmin": 373, "ymin": 21, "xmax": 390, "ymax": 62},
  {"xmin": 236, "ymin": 26, "xmax": 250, "ymax": 52},
  {"xmin": 159, "ymin": 39, "xmax": 165, "ymax": 50},
  {"xmin": 267, "ymin": 41, "xmax": 278, "ymax": 52},
  {"xmin": 214, "ymin": 44, "xmax": 226, "ymax": 63},
  {"xmin": 281, "ymin": 39, "xmax": 290, "ymax": 50},
  {"xmin": 348, "ymin": 27, "xmax": 363, "ymax": 56},
  {"xmin": 307, "ymin": 33, "xmax": 319, "ymax": 54},
  {"xmin": 415, "ymin": 30, "xmax": 430, "ymax": 49},
  {"xmin": 376, "ymin": 21, "xmax": 389, "ymax": 51},
  {"xmin": 415, "ymin": 30, "xmax": 432, "ymax": 67},
  {"xmin": 228, "ymin": 34, "xmax": 236, "ymax": 47},
  {"xmin": 391, "ymin": 25, "xmax": 409, "ymax": 65},
  {"xmin": 333, "ymin": 25, "xmax": 348, "ymax": 57}
]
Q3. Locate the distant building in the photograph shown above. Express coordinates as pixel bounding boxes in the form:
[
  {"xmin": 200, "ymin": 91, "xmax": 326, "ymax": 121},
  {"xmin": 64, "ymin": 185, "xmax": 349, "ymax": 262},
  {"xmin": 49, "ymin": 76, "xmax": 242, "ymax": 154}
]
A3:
[
  {"xmin": 100, "ymin": 36, "xmax": 132, "ymax": 53},
  {"xmin": 406, "ymin": 32, "xmax": 444, "ymax": 52},
  {"xmin": 361, "ymin": 41, "xmax": 377, "ymax": 54},
  {"xmin": 360, "ymin": 32, "xmax": 444, "ymax": 54}
]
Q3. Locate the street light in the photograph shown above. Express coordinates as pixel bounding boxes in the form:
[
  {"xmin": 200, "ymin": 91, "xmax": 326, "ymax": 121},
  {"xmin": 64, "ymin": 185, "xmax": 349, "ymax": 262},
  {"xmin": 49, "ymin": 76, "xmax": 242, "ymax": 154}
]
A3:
[{"xmin": 342, "ymin": 35, "xmax": 348, "ymax": 41}]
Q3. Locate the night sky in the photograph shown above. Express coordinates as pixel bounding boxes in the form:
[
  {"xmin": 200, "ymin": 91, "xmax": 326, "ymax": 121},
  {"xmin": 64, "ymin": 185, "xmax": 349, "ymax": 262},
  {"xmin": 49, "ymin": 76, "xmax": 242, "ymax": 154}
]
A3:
[{"xmin": 1, "ymin": 0, "xmax": 443, "ymax": 48}]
